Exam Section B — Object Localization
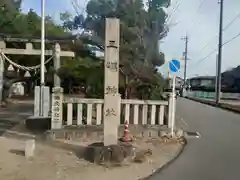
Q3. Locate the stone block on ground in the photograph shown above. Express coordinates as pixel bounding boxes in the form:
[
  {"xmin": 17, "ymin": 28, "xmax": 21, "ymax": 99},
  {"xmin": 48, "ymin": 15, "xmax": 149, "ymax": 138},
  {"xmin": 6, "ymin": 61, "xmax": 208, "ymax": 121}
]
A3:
[
  {"xmin": 25, "ymin": 139, "xmax": 35, "ymax": 159},
  {"xmin": 175, "ymin": 129, "xmax": 184, "ymax": 137},
  {"xmin": 133, "ymin": 149, "xmax": 153, "ymax": 163}
]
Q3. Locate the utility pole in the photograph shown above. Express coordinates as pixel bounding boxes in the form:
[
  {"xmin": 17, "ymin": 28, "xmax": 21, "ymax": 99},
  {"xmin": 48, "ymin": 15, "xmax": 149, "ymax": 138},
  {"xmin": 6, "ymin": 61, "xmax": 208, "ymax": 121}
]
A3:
[
  {"xmin": 182, "ymin": 34, "xmax": 188, "ymax": 86},
  {"xmin": 216, "ymin": 0, "xmax": 223, "ymax": 104}
]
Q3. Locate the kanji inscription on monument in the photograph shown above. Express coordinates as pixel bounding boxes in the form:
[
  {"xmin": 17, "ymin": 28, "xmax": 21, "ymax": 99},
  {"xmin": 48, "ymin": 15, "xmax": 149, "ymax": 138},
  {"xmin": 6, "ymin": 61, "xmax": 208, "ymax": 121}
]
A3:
[
  {"xmin": 105, "ymin": 108, "xmax": 117, "ymax": 116},
  {"xmin": 52, "ymin": 95, "xmax": 60, "ymax": 121},
  {"xmin": 106, "ymin": 61, "xmax": 118, "ymax": 72},
  {"xmin": 105, "ymin": 85, "xmax": 118, "ymax": 94},
  {"xmin": 51, "ymin": 87, "xmax": 63, "ymax": 129}
]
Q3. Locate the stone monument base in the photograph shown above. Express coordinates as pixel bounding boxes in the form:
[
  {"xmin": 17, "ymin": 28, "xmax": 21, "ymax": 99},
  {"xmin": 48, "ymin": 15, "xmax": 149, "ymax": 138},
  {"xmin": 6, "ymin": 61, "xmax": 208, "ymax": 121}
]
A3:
[
  {"xmin": 84, "ymin": 142, "xmax": 135, "ymax": 166},
  {"xmin": 25, "ymin": 116, "xmax": 51, "ymax": 132}
]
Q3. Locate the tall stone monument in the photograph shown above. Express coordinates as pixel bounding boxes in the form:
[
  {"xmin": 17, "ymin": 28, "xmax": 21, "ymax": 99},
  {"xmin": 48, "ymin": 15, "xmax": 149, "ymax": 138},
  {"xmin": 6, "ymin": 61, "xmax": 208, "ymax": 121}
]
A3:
[{"xmin": 103, "ymin": 18, "xmax": 120, "ymax": 146}]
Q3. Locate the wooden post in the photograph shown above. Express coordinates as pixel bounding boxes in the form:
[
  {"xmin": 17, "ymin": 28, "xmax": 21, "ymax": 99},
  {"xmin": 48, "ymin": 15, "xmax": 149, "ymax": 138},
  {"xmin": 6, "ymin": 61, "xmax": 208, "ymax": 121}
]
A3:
[{"xmin": 103, "ymin": 18, "xmax": 120, "ymax": 146}]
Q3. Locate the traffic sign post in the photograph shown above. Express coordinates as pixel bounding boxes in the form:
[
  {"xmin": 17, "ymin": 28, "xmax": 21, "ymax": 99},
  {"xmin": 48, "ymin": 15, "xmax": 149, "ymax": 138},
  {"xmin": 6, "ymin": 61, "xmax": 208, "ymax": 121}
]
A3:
[{"xmin": 169, "ymin": 59, "xmax": 180, "ymax": 136}]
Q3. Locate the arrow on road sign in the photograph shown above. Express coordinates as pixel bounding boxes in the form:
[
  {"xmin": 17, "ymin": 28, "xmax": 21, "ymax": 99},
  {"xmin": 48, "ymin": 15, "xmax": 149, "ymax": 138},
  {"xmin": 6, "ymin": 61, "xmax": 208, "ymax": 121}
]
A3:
[{"xmin": 169, "ymin": 59, "xmax": 180, "ymax": 73}]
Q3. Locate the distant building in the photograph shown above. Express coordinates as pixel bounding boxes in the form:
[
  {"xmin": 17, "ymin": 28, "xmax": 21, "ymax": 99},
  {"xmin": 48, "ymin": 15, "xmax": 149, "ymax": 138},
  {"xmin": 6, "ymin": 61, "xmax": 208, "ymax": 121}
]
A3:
[
  {"xmin": 176, "ymin": 76, "xmax": 184, "ymax": 89},
  {"xmin": 189, "ymin": 76, "xmax": 215, "ymax": 88},
  {"xmin": 187, "ymin": 76, "xmax": 217, "ymax": 91},
  {"xmin": 169, "ymin": 76, "xmax": 184, "ymax": 90}
]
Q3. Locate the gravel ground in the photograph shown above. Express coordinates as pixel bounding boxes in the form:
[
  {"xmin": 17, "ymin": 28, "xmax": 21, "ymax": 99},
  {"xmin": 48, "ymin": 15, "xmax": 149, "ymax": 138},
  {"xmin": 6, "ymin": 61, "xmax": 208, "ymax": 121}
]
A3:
[
  {"xmin": 0, "ymin": 136, "xmax": 184, "ymax": 180},
  {"xmin": 0, "ymin": 100, "xmax": 184, "ymax": 180}
]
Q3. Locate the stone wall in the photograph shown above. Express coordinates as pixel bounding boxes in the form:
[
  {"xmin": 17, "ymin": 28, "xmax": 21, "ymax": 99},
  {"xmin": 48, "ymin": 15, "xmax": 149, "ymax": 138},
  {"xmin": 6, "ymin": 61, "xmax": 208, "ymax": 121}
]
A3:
[{"xmin": 45, "ymin": 125, "xmax": 170, "ymax": 141}]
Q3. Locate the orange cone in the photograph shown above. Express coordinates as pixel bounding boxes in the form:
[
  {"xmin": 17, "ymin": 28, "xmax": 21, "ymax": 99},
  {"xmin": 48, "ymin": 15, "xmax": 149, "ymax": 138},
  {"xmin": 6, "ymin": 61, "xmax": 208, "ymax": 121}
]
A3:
[{"xmin": 120, "ymin": 120, "xmax": 132, "ymax": 142}]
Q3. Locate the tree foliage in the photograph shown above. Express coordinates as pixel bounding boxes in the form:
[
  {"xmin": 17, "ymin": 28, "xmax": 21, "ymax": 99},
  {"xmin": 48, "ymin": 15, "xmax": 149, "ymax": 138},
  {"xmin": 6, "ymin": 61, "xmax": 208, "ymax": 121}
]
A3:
[
  {"xmin": 58, "ymin": 57, "xmax": 104, "ymax": 97},
  {"xmin": 61, "ymin": 0, "xmax": 170, "ymax": 99},
  {"xmin": 0, "ymin": 0, "xmax": 170, "ymax": 100},
  {"xmin": 0, "ymin": 0, "xmax": 68, "ymax": 94}
]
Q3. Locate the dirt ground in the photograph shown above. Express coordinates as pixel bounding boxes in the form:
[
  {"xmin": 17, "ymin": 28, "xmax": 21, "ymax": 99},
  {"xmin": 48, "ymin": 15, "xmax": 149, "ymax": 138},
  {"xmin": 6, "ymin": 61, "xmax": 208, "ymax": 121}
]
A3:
[{"xmin": 0, "ymin": 136, "xmax": 183, "ymax": 180}]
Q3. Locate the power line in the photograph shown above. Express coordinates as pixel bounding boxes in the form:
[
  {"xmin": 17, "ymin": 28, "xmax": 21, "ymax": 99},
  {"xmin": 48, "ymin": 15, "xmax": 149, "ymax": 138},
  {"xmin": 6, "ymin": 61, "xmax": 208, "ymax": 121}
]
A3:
[
  {"xmin": 166, "ymin": 0, "xmax": 180, "ymax": 24},
  {"xmin": 222, "ymin": 31, "xmax": 240, "ymax": 46},
  {"xmin": 196, "ymin": 0, "xmax": 205, "ymax": 13},
  {"xmin": 195, "ymin": 48, "xmax": 217, "ymax": 65},
  {"xmin": 192, "ymin": 30, "xmax": 240, "ymax": 68},
  {"xmin": 190, "ymin": 0, "xmax": 206, "ymax": 25},
  {"xmin": 195, "ymin": 11, "xmax": 240, "ymax": 55},
  {"xmin": 187, "ymin": 0, "xmax": 209, "ymax": 36},
  {"xmin": 222, "ymin": 13, "xmax": 240, "ymax": 31}
]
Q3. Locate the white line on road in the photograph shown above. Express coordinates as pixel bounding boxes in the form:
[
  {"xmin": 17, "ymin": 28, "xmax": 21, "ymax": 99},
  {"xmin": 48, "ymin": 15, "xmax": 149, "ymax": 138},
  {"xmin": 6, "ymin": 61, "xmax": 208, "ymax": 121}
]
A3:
[{"xmin": 180, "ymin": 117, "xmax": 188, "ymax": 126}]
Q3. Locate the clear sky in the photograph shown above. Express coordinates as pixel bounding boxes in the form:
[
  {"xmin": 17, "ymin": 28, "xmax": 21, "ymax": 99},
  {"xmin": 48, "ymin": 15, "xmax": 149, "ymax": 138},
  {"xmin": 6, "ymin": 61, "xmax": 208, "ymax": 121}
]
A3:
[{"xmin": 21, "ymin": 0, "xmax": 240, "ymax": 78}]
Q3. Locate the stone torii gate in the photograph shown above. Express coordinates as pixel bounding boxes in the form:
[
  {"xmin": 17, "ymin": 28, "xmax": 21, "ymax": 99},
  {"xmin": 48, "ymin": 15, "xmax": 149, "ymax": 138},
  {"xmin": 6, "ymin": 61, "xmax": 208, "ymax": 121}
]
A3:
[{"xmin": 0, "ymin": 38, "xmax": 75, "ymax": 116}]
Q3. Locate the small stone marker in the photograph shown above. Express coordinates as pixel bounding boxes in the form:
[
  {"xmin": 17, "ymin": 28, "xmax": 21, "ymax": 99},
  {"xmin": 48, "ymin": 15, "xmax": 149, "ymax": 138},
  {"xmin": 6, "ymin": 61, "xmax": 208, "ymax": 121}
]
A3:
[
  {"xmin": 25, "ymin": 139, "xmax": 35, "ymax": 159},
  {"xmin": 51, "ymin": 87, "xmax": 63, "ymax": 129}
]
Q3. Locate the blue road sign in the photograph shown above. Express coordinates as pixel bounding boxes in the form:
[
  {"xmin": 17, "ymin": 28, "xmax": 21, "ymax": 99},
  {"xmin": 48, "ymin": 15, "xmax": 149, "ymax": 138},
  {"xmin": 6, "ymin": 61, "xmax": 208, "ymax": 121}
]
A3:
[{"xmin": 169, "ymin": 59, "xmax": 180, "ymax": 73}]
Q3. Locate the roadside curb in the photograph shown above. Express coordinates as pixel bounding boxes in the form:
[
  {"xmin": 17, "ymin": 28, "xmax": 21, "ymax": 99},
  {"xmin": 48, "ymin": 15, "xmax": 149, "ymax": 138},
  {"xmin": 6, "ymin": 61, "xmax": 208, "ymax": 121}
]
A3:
[
  {"xmin": 140, "ymin": 143, "xmax": 186, "ymax": 180},
  {"xmin": 185, "ymin": 97, "xmax": 240, "ymax": 114}
]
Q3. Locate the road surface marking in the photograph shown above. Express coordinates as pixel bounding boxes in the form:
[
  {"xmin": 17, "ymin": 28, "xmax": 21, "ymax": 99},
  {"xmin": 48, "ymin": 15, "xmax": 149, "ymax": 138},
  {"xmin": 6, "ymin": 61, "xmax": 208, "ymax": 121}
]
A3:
[{"xmin": 180, "ymin": 117, "xmax": 188, "ymax": 126}]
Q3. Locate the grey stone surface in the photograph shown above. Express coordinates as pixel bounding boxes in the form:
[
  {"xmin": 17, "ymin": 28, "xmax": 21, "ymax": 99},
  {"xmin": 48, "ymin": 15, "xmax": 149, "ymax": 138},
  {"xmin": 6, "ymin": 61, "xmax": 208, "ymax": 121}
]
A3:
[
  {"xmin": 34, "ymin": 86, "xmax": 50, "ymax": 117},
  {"xmin": 103, "ymin": 95, "xmax": 120, "ymax": 145},
  {"xmin": 43, "ymin": 86, "xmax": 50, "ymax": 117},
  {"xmin": 51, "ymin": 87, "xmax": 63, "ymax": 129},
  {"xmin": 53, "ymin": 43, "xmax": 61, "ymax": 87},
  {"xmin": 175, "ymin": 129, "xmax": 184, "ymax": 137},
  {"xmin": 25, "ymin": 139, "xmax": 35, "ymax": 159},
  {"xmin": 146, "ymin": 98, "xmax": 240, "ymax": 180},
  {"xmin": 34, "ymin": 86, "xmax": 40, "ymax": 116},
  {"xmin": 103, "ymin": 18, "xmax": 120, "ymax": 146},
  {"xmin": 84, "ymin": 142, "xmax": 134, "ymax": 166},
  {"xmin": 45, "ymin": 125, "xmax": 169, "ymax": 141}
]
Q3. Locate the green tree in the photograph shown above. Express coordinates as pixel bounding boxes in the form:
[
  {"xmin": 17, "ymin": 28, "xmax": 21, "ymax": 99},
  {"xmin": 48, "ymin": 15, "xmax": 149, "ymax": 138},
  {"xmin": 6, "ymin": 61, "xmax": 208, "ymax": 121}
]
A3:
[
  {"xmin": 62, "ymin": 0, "xmax": 170, "ymax": 99},
  {"xmin": 58, "ymin": 56, "xmax": 104, "ymax": 98},
  {"xmin": 0, "ymin": 1, "xmax": 72, "ymax": 97},
  {"xmin": 0, "ymin": 0, "xmax": 170, "ymax": 100}
]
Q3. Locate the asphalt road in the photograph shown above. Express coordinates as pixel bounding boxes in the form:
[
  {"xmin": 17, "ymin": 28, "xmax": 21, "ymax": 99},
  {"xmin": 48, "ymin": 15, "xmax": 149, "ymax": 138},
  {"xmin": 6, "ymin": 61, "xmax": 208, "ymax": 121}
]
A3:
[{"xmin": 146, "ymin": 98, "xmax": 240, "ymax": 180}]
